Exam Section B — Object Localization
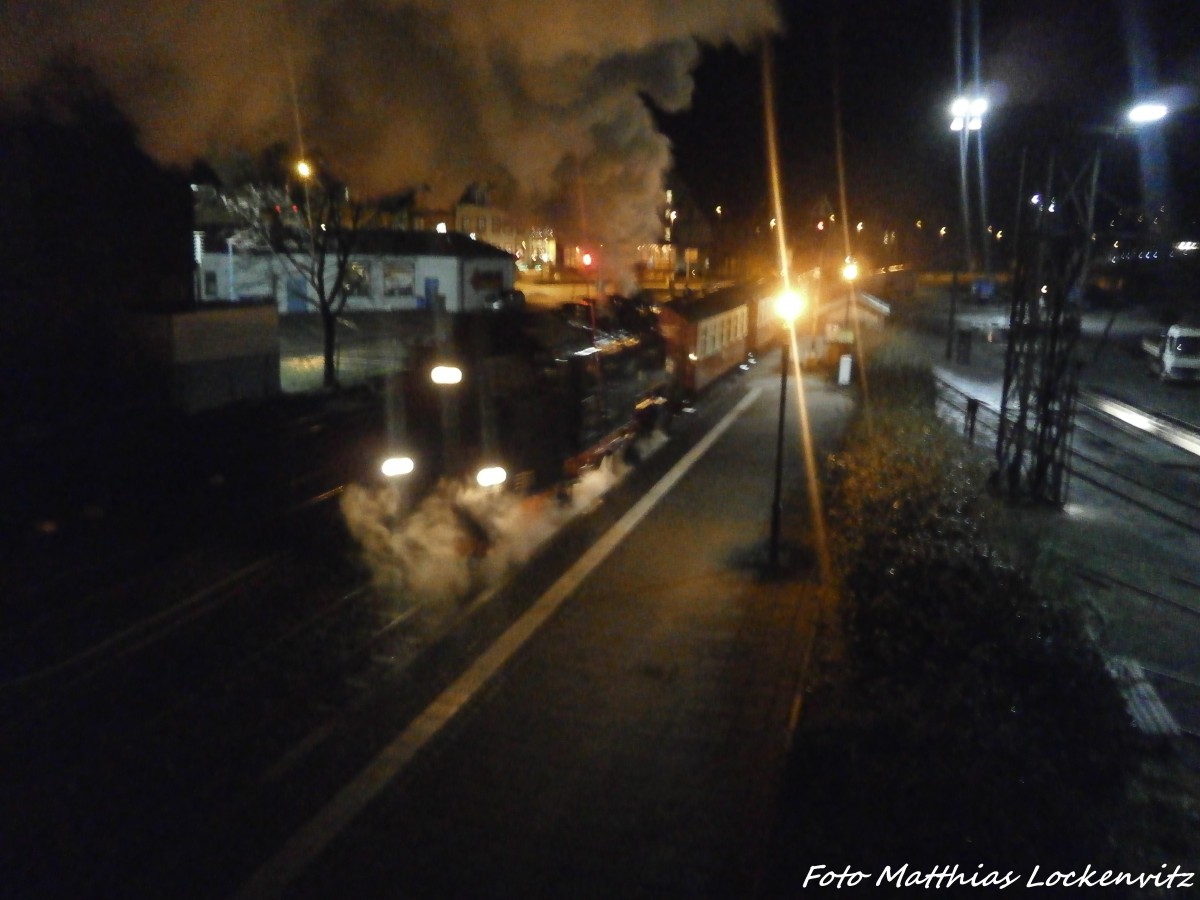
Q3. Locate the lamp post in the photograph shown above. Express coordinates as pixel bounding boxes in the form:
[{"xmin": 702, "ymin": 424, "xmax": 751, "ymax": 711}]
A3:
[
  {"xmin": 769, "ymin": 288, "xmax": 804, "ymax": 572},
  {"xmin": 947, "ymin": 95, "xmax": 985, "ymax": 362},
  {"xmin": 295, "ymin": 159, "xmax": 315, "ymax": 234}
]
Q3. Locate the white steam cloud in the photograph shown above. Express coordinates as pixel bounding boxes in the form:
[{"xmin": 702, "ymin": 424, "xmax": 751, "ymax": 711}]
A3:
[
  {"xmin": 1, "ymin": 0, "xmax": 780, "ymax": 278},
  {"xmin": 340, "ymin": 430, "xmax": 667, "ymax": 616}
]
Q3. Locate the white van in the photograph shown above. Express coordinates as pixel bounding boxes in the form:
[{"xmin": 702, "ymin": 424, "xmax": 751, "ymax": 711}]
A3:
[{"xmin": 1143, "ymin": 325, "xmax": 1200, "ymax": 382}]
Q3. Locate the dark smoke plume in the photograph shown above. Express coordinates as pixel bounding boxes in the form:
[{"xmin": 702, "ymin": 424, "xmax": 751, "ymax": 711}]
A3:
[{"xmin": 2, "ymin": 0, "xmax": 780, "ymax": 278}]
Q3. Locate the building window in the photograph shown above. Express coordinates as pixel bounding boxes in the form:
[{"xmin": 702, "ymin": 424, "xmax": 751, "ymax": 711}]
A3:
[
  {"xmin": 203, "ymin": 270, "xmax": 217, "ymax": 298},
  {"xmin": 383, "ymin": 262, "xmax": 415, "ymax": 297},
  {"xmin": 478, "ymin": 216, "xmax": 487, "ymax": 233}
]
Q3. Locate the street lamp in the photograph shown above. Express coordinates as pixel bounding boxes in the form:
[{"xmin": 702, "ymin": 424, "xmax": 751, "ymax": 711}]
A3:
[
  {"xmin": 1127, "ymin": 102, "xmax": 1168, "ymax": 125},
  {"xmin": 769, "ymin": 288, "xmax": 805, "ymax": 572},
  {"xmin": 381, "ymin": 455, "xmax": 415, "ymax": 478},
  {"xmin": 949, "ymin": 95, "xmax": 988, "ymax": 132}
]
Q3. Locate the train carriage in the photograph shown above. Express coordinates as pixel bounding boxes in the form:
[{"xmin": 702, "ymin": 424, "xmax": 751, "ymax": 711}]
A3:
[{"xmin": 658, "ymin": 280, "xmax": 782, "ymax": 398}]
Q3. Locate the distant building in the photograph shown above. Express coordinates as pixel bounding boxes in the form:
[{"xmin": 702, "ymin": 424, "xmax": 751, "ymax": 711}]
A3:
[
  {"xmin": 638, "ymin": 184, "xmax": 713, "ymax": 285},
  {"xmin": 454, "ymin": 183, "xmax": 518, "ymax": 256},
  {"xmin": 411, "ymin": 184, "xmax": 556, "ymax": 276},
  {"xmin": 194, "ymin": 229, "xmax": 518, "ymax": 314}
]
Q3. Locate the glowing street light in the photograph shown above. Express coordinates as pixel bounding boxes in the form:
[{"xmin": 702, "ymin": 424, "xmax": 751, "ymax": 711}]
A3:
[
  {"xmin": 1127, "ymin": 102, "xmax": 1168, "ymax": 125},
  {"xmin": 775, "ymin": 288, "xmax": 805, "ymax": 323},
  {"xmin": 949, "ymin": 95, "xmax": 988, "ymax": 131},
  {"xmin": 295, "ymin": 160, "xmax": 313, "ymax": 180},
  {"xmin": 841, "ymin": 259, "xmax": 860, "ymax": 283}
]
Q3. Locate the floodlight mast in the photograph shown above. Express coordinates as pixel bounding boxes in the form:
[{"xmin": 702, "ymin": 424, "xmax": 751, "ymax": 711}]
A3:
[
  {"xmin": 995, "ymin": 104, "xmax": 1170, "ymax": 506},
  {"xmin": 1128, "ymin": 102, "xmax": 1168, "ymax": 124}
]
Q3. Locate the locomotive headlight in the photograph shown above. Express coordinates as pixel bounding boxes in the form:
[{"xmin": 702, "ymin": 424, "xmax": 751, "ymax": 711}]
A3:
[
  {"xmin": 476, "ymin": 466, "xmax": 508, "ymax": 488},
  {"xmin": 381, "ymin": 455, "xmax": 415, "ymax": 478},
  {"xmin": 430, "ymin": 365, "xmax": 463, "ymax": 385}
]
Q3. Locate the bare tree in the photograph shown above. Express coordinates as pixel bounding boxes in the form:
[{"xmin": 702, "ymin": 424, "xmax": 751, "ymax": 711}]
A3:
[{"xmin": 219, "ymin": 152, "xmax": 372, "ymax": 389}]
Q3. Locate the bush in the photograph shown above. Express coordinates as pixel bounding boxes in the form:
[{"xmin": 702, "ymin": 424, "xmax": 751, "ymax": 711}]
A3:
[
  {"xmin": 858, "ymin": 333, "xmax": 940, "ymax": 409},
  {"xmin": 776, "ymin": 343, "xmax": 1143, "ymax": 876}
]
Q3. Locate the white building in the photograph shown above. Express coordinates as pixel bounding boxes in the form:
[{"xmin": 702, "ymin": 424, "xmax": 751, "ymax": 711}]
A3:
[{"xmin": 195, "ymin": 229, "xmax": 518, "ymax": 314}]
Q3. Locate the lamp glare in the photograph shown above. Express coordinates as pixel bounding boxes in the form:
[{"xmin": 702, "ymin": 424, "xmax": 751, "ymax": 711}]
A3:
[
  {"xmin": 775, "ymin": 290, "xmax": 803, "ymax": 323},
  {"xmin": 381, "ymin": 456, "xmax": 415, "ymax": 478},
  {"xmin": 1127, "ymin": 102, "xmax": 1168, "ymax": 124},
  {"xmin": 476, "ymin": 466, "xmax": 507, "ymax": 488},
  {"xmin": 431, "ymin": 365, "xmax": 463, "ymax": 385}
]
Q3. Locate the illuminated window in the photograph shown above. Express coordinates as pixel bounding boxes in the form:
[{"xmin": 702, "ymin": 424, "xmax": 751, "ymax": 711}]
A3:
[{"xmin": 383, "ymin": 263, "xmax": 415, "ymax": 297}]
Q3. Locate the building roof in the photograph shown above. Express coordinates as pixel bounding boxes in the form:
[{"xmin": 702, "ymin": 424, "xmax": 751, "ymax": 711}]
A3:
[
  {"xmin": 352, "ymin": 229, "xmax": 515, "ymax": 260},
  {"xmin": 816, "ymin": 291, "xmax": 891, "ymax": 320},
  {"xmin": 661, "ymin": 280, "xmax": 778, "ymax": 323},
  {"xmin": 200, "ymin": 226, "xmax": 514, "ymax": 261}
]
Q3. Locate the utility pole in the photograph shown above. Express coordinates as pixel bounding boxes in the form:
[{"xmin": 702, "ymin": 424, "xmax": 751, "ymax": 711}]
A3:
[
  {"xmin": 953, "ymin": 0, "xmax": 975, "ymax": 274},
  {"xmin": 994, "ymin": 147, "xmax": 1098, "ymax": 506},
  {"xmin": 970, "ymin": 0, "xmax": 991, "ymax": 274}
]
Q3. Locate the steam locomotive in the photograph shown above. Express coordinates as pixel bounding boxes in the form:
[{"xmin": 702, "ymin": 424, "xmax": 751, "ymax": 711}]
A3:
[{"xmin": 379, "ymin": 279, "xmax": 786, "ymax": 494}]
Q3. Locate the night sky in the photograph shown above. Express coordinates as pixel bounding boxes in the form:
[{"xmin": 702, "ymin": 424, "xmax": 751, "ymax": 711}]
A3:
[
  {"xmin": 2, "ymin": 1, "xmax": 1198, "ymax": 275},
  {"xmin": 662, "ymin": 0, "xmax": 1200, "ymax": 244}
]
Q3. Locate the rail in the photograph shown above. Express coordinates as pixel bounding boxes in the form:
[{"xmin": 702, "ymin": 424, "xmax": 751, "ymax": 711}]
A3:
[
  {"xmin": 933, "ymin": 375, "xmax": 1200, "ymax": 536},
  {"xmin": 934, "ymin": 375, "xmax": 1200, "ymax": 740}
]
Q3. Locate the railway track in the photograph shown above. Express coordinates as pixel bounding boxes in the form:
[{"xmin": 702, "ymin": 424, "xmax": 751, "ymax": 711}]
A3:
[
  {"xmin": 0, "ymin": 487, "xmax": 453, "ymax": 898},
  {"xmin": 935, "ymin": 377, "xmax": 1200, "ymax": 539},
  {"xmin": 934, "ymin": 375, "xmax": 1200, "ymax": 748},
  {"xmin": 0, "ymin": 406, "xmax": 664, "ymax": 899}
]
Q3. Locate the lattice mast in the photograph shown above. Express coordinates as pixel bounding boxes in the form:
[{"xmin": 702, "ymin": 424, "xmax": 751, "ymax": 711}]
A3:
[{"xmin": 994, "ymin": 148, "xmax": 1100, "ymax": 506}]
